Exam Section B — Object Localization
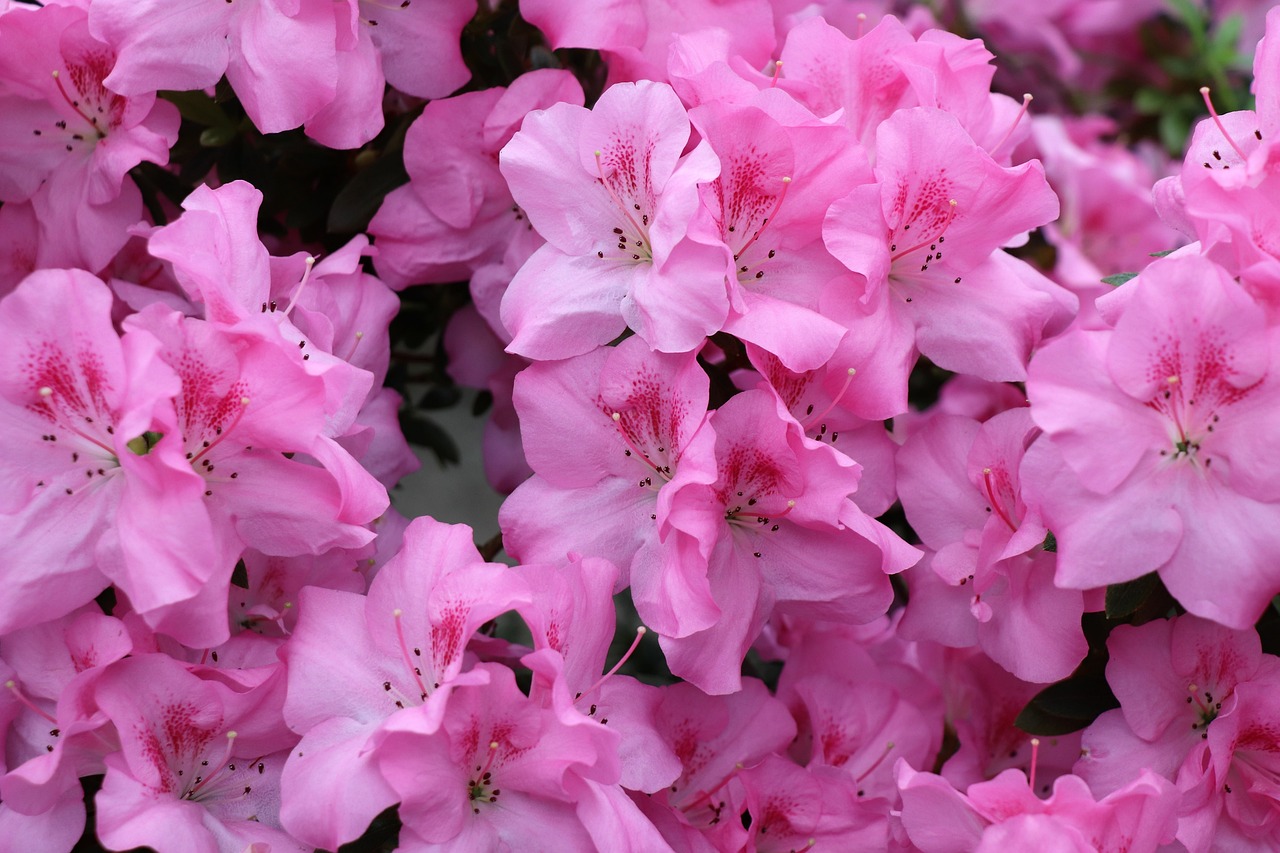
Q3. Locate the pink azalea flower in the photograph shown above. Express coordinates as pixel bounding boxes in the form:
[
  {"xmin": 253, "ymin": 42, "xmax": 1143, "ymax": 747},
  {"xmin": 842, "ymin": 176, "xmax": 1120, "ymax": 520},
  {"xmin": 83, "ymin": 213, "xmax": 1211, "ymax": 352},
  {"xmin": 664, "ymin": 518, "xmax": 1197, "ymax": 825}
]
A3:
[
  {"xmin": 90, "ymin": 654, "xmax": 303, "ymax": 853},
  {"xmin": 1075, "ymin": 615, "xmax": 1280, "ymax": 851},
  {"xmin": 685, "ymin": 96, "xmax": 871, "ymax": 371},
  {"xmin": 897, "ymin": 761, "xmax": 1180, "ymax": 853},
  {"xmin": 0, "ymin": 2, "xmax": 178, "ymax": 271},
  {"xmin": 824, "ymin": 105, "xmax": 1070, "ymax": 382},
  {"xmin": 499, "ymin": 335, "xmax": 709, "ymax": 586},
  {"xmin": 772, "ymin": 620, "xmax": 941, "ymax": 802},
  {"xmin": 370, "ymin": 69, "xmax": 584, "ymax": 288},
  {"xmin": 0, "ymin": 201, "xmax": 37, "ymax": 297},
  {"xmin": 896, "ymin": 408, "xmax": 1086, "ymax": 682},
  {"xmin": 0, "ymin": 269, "xmax": 202, "ymax": 635},
  {"xmin": 279, "ymin": 518, "xmax": 530, "ymax": 849},
  {"xmin": 376, "ymin": 659, "xmax": 625, "ymax": 850},
  {"xmin": 146, "ymin": 182, "xmax": 379, "ymax": 436},
  {"xmin": 738, "ymin": 754, "xmax": 886, "ymax": 851},
  {"xmin": 775, "ymin": 15, "xmax": 916, "ymax": 150},
  {"xmin": 642, "ymin": 678, "xmax": 796, "ymax": 847},
  {"xmin": 88, "ymin": 0, "xmax": 365, "ymax": 144},
  {"xmin": 116, "ymin": 304, "xmax": 383, "ymax": 644},
  {"xmin": 1024, "ymin": 255, "xmax": 1280, "ymax": 628},
  {"xmin": 1029, "ymin": 116, "xmax": 1180, "ymax": 327},
  {"xmin": 738, "ymin": 341, "xmax": 903, "ymax": 515},
  {"xmin": 939, "ymin": 650, "xmax": 1083, "ymax": 791},
  {"xmin": 646, "ymin": 389, "xmax": 913, "ymax": 694},
  {"xmin": 499, "ymin": 80, "xmax": 730, "ymax": 357},
  {"xmin": 352, "ymin": 0, "xmax": 474, "ymax": 100},
  {"xmin": 892, "ymin": 28, "xmax": 1035, "ymax": 159},
  {"xmin": 515, "ymin": 555, "xmax": 682, "ymax": 794},
  {"xmin": 519, "ymin": 0, "xmax": 775, "ymax": 86},
  {"xmin": 0, "ymin": 608, "xmax": 131, "ymax": 843}
]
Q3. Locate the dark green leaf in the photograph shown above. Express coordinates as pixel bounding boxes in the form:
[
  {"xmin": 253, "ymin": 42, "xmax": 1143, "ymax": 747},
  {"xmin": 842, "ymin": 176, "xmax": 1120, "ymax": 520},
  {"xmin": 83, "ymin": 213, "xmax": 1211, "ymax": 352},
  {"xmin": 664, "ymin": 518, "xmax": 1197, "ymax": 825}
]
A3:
[
  {"xmin": 1149, "ymin": 249, "xmax": 1176, "ymax": 257},
  {"xmin": 327, "ymin": 148, "xmax": 409, "ymax": 235},
  {"xmin": 1016, "ymin": 676, "xmax": 1119, "ymax": 735},
  {"xmin": 1105, "ymin": 573, "xmax": 1160, "ymax": 619},
  {"xmin": 399, "ymin": 412, "xmax": 460, "ymax": 466},
  {"xmin": 199, "ymin": 124, "xmax": 239, "ymax": 148},
  {"xmin": 1042, "ymin": 531, "xmax": 1057, "ymax": 552},
  {"xmin": 1102, "ymin": 272, "xmax": 1138, "ymax": 287},
  {"xmin": 160, "ymin": 90, "xmax": 232, "ymax": 128}
]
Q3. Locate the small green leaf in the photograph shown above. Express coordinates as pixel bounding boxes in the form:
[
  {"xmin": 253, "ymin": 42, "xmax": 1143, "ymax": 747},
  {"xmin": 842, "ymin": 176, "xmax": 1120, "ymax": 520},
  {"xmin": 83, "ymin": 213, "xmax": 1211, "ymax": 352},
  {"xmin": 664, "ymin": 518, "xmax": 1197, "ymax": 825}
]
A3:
[
  {"xmin": 1105, "ymin": 573, "xmax": 1160, "ymax": 619},
  {"xmin": 1149, "ymin": 250, "xmax": 1176, "ymax": 258},
  {"xmin": 125, "ymin": 430, "xmax": 165, "ymax": 455},
  {"xmin": 1133, "ymin": 88, "xmax": 1167, "ymax": 115},
  {"xmin": 1042, "ymin": 531, "xmax": 1057, "ymax": 553},
  {"xmin": 1101, "ymin": 272, "xmax": 1138, "ymax": 287},
  {"xmin": 199, "ymin": 125, "xmax": 238, "ymax": 148}
]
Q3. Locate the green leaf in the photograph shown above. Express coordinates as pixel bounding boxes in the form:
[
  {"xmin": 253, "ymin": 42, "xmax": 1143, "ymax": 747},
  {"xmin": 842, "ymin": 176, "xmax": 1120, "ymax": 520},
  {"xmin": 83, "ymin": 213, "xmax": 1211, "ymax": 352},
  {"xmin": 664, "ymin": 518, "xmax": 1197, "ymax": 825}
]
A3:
[
  {"xmin": 1101, "ymin": 272, "xmax": 1138, "ymax": 287},
  {"xmin": 399, "ymin": 412, "xmax": 460, "ymax": 466},
  {"xmin": 125, "ymin": 430, "xmax": 165, "ymax": 456},
  {"xmin": 1133, "ymin": 88, "xmax": 1167, "ymax": 115},
  {"xmin": 159, "ymin": 90, "xmax": 232, "ymax": 128},
  {"xmin": 1042, "ymin": 531, "xmax": 1057, "ymax": 553},
  {"xmin": 1149, "ymin": 249, "xmax": 1176, "ymax": 258},
  {"xmin": 199, "ymin": 124, "xmax": 239, "ymax": 148},
  {"xmin": 1016, "ymin": 676, "xmax": 1119, "ymax": 736},
  {"xmin": 327, "ymin": 151, "xmax": 409, "ymax": 234},
  {"xmin": 1105, "ymin": 573, "xmax": 1160, "ymax": 619}
]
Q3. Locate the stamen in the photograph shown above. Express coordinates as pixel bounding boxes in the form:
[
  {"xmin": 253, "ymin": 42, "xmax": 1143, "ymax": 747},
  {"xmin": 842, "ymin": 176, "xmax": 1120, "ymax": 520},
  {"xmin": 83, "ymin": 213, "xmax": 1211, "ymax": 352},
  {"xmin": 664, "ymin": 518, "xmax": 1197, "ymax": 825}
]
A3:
[
  {"xmin": 611, "ymin": 412, "xmax": 665, "ymax": 476},
  {"xmin": 50, "ymin": 70, "xmax": 102, "ymax": 135},
  {"xmin": 990, "ymin": 93, "xmax": 1033, "ymax": 158},
  {"xmin": 1028, "ymin": 738, "xmax": 1041, "ymax": 793},
  {"xmin": 593, "ymin": 151, "xmax": 650, "ymax": 252},
  {"xmin": 770, "ymin": 60, "xmax": 783, "ymax": 88},
  {"xmin": 186, "ymin": 731, "xmax": 237, "ymax": 798},
  {"xmin": 344, "ymin": 331, "xmax": 365, "ymax": 362},
  {"xmin": 801, "ymin": 368, "xmax": 856, "ymax": 431},
  {"xmin": 477, "ymin": 741, "xmax": 500, "ymax": 779},
  {"xmin": 393, "ymin": 609, "xmax": 429, "ymax": 700},
  {"xmin": 892, "ymin": 200, "xmax": 957, "ymax": 262},
  {"xmin": 682, "ymin": 765, "xmax": 741, "ymax": 813},
  {"xmin": 5, "ymin": 680, "xmax": 57, "ymax": 724},
  {"xmin": 981, "ymin": 468, "xmax": 1017, "ymax": 532},
  {"xmin": 281, "ymin": 256, "xmax": 316, "ymax": 318},
  {"xmin": 735, "ymin": 177, "xmax": 791, "ymax": 264},
  {"xmin": 36, "ymin": 386, "xmax": 117, "ymax": 455},
  {"xmin": 854, "ymin": 741, "xmax": 895, "ymax": 784},
  {"xmin": 580, "ymin": 627, "xmax": 647, "ymax": 700},
  {"xmin": 190, "ymin": 397, "xmax": 250, "ymax": 464},
  {"xmin": 1199, "ymin": 87, "xmax": 1248, "ymax": 162},
  {"xmin": 855, "ymin": 12, "xmax": 867, "ymax": 39}
]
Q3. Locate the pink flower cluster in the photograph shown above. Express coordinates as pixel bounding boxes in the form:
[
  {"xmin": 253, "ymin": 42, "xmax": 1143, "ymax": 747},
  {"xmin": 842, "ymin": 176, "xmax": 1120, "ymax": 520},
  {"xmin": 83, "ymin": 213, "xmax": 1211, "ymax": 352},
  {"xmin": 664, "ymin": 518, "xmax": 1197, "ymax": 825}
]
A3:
[{"xmin": 3, "ymin": 0, "xmax": 1280, "ymax": 851}]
